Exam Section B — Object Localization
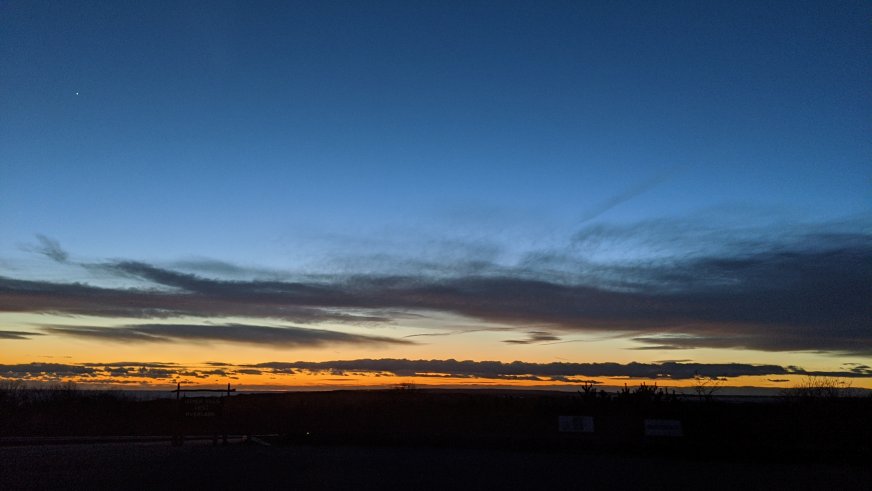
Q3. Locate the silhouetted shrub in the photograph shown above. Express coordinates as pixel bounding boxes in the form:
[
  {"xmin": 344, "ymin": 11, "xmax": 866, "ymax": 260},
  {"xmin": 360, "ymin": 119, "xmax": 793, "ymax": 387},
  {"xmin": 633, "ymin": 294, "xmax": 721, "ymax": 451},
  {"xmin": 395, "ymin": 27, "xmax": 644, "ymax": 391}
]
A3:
[
  {"xmin": 691, "ymin": 374, "xmax": 724, "ymax": 401},
  {"xmin": 782, "ymin": 376, "xmax": 856, "ymax": 400}
]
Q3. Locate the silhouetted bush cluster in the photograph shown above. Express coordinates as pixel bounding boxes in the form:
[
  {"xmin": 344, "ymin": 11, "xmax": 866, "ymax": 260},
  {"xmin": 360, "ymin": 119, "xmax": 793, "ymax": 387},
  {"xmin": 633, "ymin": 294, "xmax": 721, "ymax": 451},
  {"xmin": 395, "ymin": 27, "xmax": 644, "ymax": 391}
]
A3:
[
  {"xmin": 780, "ymin": 376, "xmax": 858, "ymax": 401},
  {"xmin": 0, "ymin": 380, "xmax": 81, "ymax": 406},
  {"xmin": 0, "ymin": 381, "xmax": 147, "ymax": 436}
]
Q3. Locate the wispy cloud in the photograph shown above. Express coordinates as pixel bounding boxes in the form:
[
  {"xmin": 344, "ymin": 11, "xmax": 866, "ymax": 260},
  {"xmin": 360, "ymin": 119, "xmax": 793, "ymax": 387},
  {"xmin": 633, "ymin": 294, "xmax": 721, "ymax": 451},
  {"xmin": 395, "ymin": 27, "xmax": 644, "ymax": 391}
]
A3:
[
  {"xmin": 576, "ymin": 166, "xmax": 682, "ymax": 224},
  {"xmin": 402, "ymin": 327, "xmax": 512, "ymax": 339},
  {"xmin": 29, "ymin": 234, "xmax": 70, "ymax": 263}
]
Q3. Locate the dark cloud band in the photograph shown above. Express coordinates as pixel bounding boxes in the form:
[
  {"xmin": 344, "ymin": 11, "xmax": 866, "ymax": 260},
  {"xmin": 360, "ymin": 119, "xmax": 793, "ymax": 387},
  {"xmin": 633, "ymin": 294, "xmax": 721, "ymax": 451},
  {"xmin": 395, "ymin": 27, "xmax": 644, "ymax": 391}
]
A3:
[
  {"xmin": 41, "ymin": 323, "xmax": 412, "ymax": 347},
  {"xmin": 0, "ymin": 330, "xmax": 43, "ymax": 340}
]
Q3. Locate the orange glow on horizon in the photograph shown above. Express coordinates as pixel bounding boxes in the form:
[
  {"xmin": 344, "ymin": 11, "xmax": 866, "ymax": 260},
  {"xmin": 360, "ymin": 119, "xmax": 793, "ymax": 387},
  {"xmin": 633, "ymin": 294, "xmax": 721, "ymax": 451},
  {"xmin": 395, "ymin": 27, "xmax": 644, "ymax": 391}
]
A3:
[{"xmin": 5, "ymin": 370, "xmax": 870, "ymax": 392}]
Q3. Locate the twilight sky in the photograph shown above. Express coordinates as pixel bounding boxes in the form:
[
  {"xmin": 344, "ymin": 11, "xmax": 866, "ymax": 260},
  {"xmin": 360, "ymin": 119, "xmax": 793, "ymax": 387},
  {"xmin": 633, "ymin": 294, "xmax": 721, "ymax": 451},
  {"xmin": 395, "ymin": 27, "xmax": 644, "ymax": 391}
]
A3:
[{"xmin": 1, "ymin": 1, "xmax": 870, "ymax": 390}]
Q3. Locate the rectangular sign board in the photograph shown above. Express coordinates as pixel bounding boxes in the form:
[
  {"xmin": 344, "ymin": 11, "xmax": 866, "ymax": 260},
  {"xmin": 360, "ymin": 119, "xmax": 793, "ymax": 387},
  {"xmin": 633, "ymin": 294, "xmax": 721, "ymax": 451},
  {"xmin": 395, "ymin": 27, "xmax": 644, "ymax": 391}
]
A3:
[
  {"xmin": 644, "ymin": 419, "xmax": 683, "ymax": 437},
  {"xmin": 183, "ymin": 397, "xmax": 223, "ymax": 418},
  {"xmin": 558, "ymin": 415, "xmax": 595, "ymax": 433}
]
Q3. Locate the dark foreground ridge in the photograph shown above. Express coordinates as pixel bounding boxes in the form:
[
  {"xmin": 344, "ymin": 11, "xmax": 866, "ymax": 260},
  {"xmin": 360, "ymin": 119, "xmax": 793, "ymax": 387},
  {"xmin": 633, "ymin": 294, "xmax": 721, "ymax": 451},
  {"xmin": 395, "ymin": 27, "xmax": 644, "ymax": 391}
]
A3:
[{"xmin": 1, "ymin": 386, "xmax": 871, "ymax": 489}]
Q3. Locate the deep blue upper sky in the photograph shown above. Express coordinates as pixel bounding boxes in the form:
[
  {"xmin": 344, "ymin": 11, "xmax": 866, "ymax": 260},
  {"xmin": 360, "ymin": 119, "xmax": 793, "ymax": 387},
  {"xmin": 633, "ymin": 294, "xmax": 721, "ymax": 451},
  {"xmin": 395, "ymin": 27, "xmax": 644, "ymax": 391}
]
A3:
[{"xmin": 2, "ymin": 1, "xmax": 870, "ymax": 268}]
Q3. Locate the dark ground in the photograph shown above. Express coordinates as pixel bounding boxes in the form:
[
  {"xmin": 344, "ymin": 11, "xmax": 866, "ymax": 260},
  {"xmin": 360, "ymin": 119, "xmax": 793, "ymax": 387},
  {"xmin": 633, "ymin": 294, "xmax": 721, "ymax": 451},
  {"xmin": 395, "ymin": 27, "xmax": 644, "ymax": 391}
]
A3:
[
  {"xmin": 2, "ymin": 387, "xmax": 871, "ymax": 489},
  {"xmin": 1, "ymin": 440, "xmax": 870, "ymax": 491}
]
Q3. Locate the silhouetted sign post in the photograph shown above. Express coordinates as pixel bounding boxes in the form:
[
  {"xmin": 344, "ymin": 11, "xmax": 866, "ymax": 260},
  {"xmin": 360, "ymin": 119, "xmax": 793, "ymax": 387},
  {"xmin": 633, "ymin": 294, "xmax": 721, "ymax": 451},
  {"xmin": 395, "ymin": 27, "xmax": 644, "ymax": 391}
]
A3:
[
  {"xmin": 171, "ymin": 383, "xmax": 235, "ymax": 446},
  {"xmin": 558, "ymin": 415, "xmax": 595, "ymax": 433},
  {"xmin": 183, "ymin": 397, "xmax": 222, "ymax": 418},
  {"xmin": 644, "ymin": 419, "xmax": 683, "ymax": 437}
]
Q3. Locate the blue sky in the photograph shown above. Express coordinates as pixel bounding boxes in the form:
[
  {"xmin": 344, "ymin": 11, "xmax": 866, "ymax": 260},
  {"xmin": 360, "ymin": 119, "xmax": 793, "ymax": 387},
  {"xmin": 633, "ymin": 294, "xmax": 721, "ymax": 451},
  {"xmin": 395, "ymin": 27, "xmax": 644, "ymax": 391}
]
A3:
[
  {"xmin": 2, "ymin": 1, "xmax": 869, "ymax": 265},
  {"xmin": 1, "ymin": 1, "xmax": 871, "ymax": 388}
]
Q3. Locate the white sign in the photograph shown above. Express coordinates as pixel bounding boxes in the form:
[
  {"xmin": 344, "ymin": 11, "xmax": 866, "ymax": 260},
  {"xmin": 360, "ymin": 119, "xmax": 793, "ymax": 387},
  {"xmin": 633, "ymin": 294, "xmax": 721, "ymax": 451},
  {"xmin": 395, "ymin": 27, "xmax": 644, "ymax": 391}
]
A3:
[
  {"xmin": 644, "ymin": 419, "xmax": 683, "ymax": 437},
  {"xmin": 558, "ymin": 415, "xmax": 595, "ymax": 433}
]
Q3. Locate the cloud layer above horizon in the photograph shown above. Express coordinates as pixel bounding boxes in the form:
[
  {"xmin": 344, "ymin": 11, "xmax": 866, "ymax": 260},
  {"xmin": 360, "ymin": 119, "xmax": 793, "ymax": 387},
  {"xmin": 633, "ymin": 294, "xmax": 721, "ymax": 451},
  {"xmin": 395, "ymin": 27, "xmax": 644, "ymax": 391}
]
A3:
[
  {"xmin": 2, "ymin": 358, "xmax": 871, "ymax": 386},
  {"xmin": 2, "ymin": 217, "xmax": 870, "ymax": 356}
]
